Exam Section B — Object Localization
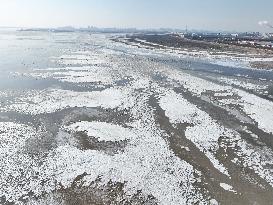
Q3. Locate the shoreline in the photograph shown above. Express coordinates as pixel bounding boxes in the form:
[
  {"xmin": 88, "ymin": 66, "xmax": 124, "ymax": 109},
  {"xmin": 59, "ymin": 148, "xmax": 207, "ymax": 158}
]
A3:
[{"xmin": 117, "ymin": 34, "xmax": 273, "ymax": 70}]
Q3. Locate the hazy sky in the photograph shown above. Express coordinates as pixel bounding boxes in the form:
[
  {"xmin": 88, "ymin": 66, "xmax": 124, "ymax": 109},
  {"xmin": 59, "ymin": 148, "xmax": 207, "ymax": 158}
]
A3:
[{"xmin": 1, "ymin": 0, "xmax": 273, "ymax": 32}]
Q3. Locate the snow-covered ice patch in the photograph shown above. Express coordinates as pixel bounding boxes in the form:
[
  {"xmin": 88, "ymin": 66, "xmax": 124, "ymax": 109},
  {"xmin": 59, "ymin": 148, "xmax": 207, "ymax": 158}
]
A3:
[
  {"xmin": 0, "ymin": 122, "xmax": 35, "ymax": 156},
  {"xmin": 162, "ymin": 66, "xmax": 273, "ymax": 135},
  {"xmin": 238, "ymin": 90, "xmax": 273, "ymax": 134},
  {"xmin": 230, "ymin": 135, "xmax": 273, "ymax": 187},
  {"xmin": 65, "ymin": 121, "xmax": 137, "ymax": 142},
  {"xmin": 32, "ymin": 66, "xmax": 116, "ymax": 84},
  {"xmin": 219, "ymin": 77, "xmax": 268, "ymax": 92},
  {"xmin": 4, "ymin": 87, "xmax": 135, "ymax": 115},
  {"xmin": 53, "ymin": 53, "xmax": 107, "ymax": 66},
  {"xmin": 0, "ymin": 122, "xmax": 39, "ymax": 202},
  {"xmin": 219, "ymin": 183, "xmax": 236, "ymax": 193},
  {"xmin": 161, "ymin": 68, "xmax": 231, "ymax": 96},
  {"xmin": 41, "ymin": 97, "xmax": 206, "ymax": 205},
  {"xmin": 214, "ymin": 92, "xmax": 234, "ymax": 97},
  {"xmin": 159, "ymin": 90, "xmax": 230, "ymax": 176}
]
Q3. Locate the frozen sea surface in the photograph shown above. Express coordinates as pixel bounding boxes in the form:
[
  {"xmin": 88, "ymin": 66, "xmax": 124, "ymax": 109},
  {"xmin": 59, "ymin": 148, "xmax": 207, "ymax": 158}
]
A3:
[{"xmin": 1, "ymin": 29, "xmax": 273, "ymax": 204}]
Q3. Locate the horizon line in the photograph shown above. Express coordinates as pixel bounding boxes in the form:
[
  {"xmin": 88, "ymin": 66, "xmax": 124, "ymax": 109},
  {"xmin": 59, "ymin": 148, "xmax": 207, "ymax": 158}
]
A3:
[{"xmin": 0, "ymin": 25, "xmax": 269, "ymax": 34}]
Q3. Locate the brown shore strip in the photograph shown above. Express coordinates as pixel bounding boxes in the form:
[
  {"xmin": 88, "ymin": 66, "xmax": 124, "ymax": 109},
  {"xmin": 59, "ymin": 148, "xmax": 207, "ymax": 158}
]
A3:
[{"xmin": 120, "ymin": 34, "xmax": 273, "ymax": 70}]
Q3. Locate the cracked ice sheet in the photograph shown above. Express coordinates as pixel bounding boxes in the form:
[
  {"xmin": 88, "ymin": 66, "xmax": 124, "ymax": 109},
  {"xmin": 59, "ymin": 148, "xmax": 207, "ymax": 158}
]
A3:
[
  {"xmin": 3, "ymin": 87, "xmax": 136, "ymax": 115},
  {"xmin": 159, "ymin": 90, "xmax": 230, "ymax": 176}
]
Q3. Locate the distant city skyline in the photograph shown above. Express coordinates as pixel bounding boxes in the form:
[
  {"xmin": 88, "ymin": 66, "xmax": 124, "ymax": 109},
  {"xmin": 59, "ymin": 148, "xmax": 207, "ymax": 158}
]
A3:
[{"xmin": 1, "ymin": 0, "xmax": 273, "ymax": 32}]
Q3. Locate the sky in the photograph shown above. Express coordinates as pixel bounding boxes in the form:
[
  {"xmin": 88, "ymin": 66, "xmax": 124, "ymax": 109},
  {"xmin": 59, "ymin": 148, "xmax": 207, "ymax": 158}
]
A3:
[{"xmin": 1, "ymin": 0, "xmax": 273, "ymax": 32}]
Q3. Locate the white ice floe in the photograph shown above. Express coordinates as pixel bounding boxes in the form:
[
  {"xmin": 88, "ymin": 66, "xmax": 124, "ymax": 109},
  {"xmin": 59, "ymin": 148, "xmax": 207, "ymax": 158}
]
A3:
[
  {"xmin": 209, "ymin": 198, "xmax": 219, "ymax": 205},
  {"xmin": 42, "ymin": 142, "xmax": 203, "ymax": 205},
  {"xmin": 32, "ymin": 66, "xmax": 115, "ymax": 84},
  {"xmin": 0, "ymin": 122, "xmax": 83, "ymax": 203},
  {"xmin": 0, "ymin": 91, "xmax": 8, "ymax": 98},
  {"xmin": 218, "ymin": 89, "xmax": 273, "ymax": 135},
  {"xmin": 238, "ymin": 90, "xmax": 273, "ymax": 134},
  {"xmin": 0, "ymin": 122, "xmax": 35, "ymax": 156},
  {"xmin": 219, "ymin": 183, "xmax": 236, "ymax": 193},
  {"xmin": 230, "ymin": 135, "xmax": 273, "ymax": 187},
  {"xmin": 53, "ymin": 53, "xmax": 108, "ymax": 66},
  {"xmin": 0, "ymin": 122, "xmax": 39, "ymax": 202},
  {"xmin": 65, "ymin": 121, "xmax": 137, "ymax": 142},
  {"xmin": 163, "ymin": 68, "xmax": 231, "ymax": 96},
  {"xmin": 5, "ymin": 87, "xmax": 135, "ymax": 115},
  {"xmin": 214, "ymin": 92, "xmax": 234, "ymax": 97},
  {"xmin": 159, "ymin": 90, "xmax": 230, "ymax": 176},
  {"xmin": 219, "ymin": 77, "xmax": 268, "ymax": 92}
]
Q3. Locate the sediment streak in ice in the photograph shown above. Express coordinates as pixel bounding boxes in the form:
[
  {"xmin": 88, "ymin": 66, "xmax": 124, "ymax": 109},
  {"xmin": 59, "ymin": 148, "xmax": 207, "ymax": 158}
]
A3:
[
  {"xmin": 160, "ymin": 67, "xmax": 273, "ymax": 135},
  {"xmin": 158, "ymin": 68, "xmax": 273, "ymax": 186},
  {"xmin": 159, "ymin": 90, "xmax": 230, "ymax": 176}
]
